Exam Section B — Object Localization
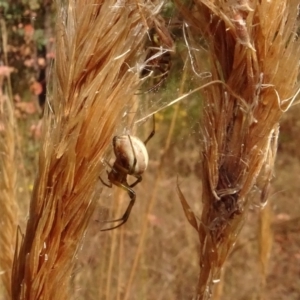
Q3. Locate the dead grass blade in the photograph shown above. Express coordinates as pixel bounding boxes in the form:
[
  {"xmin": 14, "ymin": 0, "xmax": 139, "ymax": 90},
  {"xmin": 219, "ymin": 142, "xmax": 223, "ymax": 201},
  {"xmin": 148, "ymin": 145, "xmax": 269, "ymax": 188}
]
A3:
[
  {"xmin": 11, "ymin": 1, "xmax": 160, "ymax": 299},
  {"xmin": 0, "ymin": 67, "xmax": 18, "ymax": 299},
  {"xmin": 177, "ymin": 179, "xmax": 198, "ymax": 231},
  {"xmin": 178, "ymin": 0, "xmax": 300, "ymax": 298}
]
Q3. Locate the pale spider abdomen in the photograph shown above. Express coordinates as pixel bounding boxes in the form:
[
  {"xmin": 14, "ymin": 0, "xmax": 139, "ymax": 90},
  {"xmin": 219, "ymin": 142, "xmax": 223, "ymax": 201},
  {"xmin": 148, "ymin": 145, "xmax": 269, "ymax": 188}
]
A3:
[{"xmin": 113, "ymin": 135, "xmax": 149, "ymax": 175}]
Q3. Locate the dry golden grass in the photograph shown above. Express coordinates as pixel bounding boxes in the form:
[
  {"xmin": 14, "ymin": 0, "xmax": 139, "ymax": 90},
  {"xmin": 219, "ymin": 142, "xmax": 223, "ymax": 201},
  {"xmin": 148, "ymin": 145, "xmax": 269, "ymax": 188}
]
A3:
[
  {"xmin": 1, "ymin": 0, "xmax": 299, "ymax": 299},
  {"xmin": 177, "ymin": 0, "xmax": 300, "ymax": 298},
  {"xmin": 11, "ymin": 1, "xmax": 163, "ymax": 299},
  {"xmin": 0, "ymin": 68, "xmax": 18, "ymax": 300},
  {"xmin": 0, "ymin": 18, "xmax": 18, "ymax": 300}
]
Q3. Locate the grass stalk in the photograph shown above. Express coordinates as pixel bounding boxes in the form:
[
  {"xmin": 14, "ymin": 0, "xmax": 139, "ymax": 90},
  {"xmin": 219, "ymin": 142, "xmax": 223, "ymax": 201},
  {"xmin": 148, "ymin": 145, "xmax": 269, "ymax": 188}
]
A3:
[
  {"xmin": 211, "ymin": 266, "xmax": 225, "ymax": 300},
  {"xmin": 258, "ymin": 200, "xmax": 273, "ymax": 297},
  {"xmin": 105, "ymin": 189, "xmax": 124, "ymax": 300},
  {"xmin": 117, "ymin": 215, "xmax": 125, "ymax": 300}
]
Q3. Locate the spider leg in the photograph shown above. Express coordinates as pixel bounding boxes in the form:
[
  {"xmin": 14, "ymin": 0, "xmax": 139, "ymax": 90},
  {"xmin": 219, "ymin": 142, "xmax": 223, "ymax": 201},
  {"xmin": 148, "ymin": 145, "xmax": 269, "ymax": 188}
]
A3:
[
  {"xmin": 99, "ymin": 174, "xmax": 112, "ymax": 188},
  {"xmin": 106, "ymin": 161, "xmax": 141, "ymax": 188},
  {"xmin": 129, "ymin": 174, "xmax": 142, "ymax": 188},
  {"xmin": 100, "ymin": 184, "xmax": 136, "ymax": 231},
  {"xmin": 127, "ymin": 135, "xmax": 137, "ymax": 175},
  {"xmin": 99, "ymin": 160, "xmax": 115, "ymax": 187},
  {"xmin": 143, "ymin": 114, "xmax": 155, "ymax": 145}
]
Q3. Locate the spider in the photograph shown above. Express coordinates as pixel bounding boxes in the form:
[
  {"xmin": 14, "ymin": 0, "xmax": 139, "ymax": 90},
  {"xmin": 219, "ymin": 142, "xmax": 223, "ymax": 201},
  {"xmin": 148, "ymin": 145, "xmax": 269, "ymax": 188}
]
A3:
[{"xmin": 99, "ymin": 116, "xmax": 155, "ymax": 231}]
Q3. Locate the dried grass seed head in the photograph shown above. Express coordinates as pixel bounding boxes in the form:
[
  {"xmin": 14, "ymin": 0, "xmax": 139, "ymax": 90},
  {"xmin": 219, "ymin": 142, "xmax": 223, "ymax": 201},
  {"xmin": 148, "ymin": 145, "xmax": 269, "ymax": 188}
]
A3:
[{"xmin": 11, "ymin": 0, "xmax": 162, "ymax": 298}]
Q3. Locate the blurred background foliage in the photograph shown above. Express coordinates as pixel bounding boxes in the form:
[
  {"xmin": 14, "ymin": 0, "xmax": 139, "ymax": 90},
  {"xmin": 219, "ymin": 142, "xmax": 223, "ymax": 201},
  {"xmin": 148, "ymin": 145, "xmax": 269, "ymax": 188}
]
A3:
[{"xmin": 0, "ymin": 1, "xmax": 299, "ymax": 299}]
